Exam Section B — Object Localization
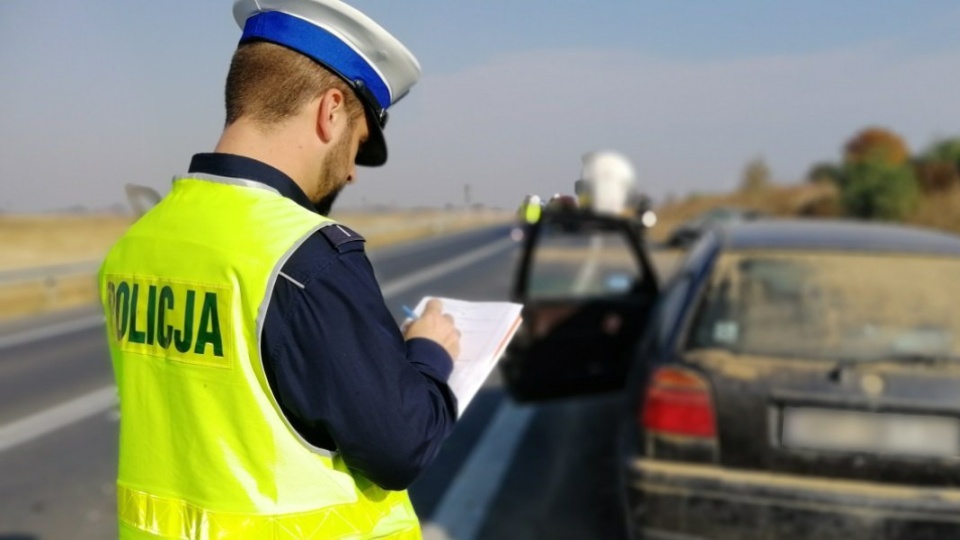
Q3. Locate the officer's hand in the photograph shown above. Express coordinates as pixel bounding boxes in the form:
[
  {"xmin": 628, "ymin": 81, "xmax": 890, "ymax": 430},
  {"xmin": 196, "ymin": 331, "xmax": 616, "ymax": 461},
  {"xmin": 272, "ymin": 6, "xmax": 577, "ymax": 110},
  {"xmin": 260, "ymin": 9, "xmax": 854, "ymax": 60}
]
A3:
[{"xmin": 404, "ymin": 299, "xmax": 461, "ymax": 361}]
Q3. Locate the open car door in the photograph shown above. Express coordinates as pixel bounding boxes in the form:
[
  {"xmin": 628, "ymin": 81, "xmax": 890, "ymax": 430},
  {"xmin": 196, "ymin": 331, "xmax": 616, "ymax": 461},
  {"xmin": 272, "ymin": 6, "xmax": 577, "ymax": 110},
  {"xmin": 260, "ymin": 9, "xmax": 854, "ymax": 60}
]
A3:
[{"xmin": 500, "ymin": 211, "xmax": 660, "ymax": 402}]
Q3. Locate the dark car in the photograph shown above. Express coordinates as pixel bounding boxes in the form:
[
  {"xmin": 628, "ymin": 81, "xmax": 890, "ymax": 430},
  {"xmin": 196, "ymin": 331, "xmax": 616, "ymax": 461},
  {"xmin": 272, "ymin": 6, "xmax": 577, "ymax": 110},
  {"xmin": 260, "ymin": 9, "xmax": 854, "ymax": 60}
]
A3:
[
  {"xmin": 502, "ymin": 213, "xmax": 960, "ymax": 540},
  {"xmin": 665, "ymin": 207, "xmax": 765, "ymax": 249}
]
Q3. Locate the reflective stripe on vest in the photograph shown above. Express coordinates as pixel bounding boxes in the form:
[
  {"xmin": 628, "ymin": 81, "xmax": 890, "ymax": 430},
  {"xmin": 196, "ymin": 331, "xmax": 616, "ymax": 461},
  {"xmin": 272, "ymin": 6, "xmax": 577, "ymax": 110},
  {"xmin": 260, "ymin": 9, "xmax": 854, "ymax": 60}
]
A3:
[
  {"xmin": 100, "ymin": 176, "xmax": 419, "ymax": 539},
  {"xmin": 118, "ymin": 485, "xmax": 419, "ymax": 539}
]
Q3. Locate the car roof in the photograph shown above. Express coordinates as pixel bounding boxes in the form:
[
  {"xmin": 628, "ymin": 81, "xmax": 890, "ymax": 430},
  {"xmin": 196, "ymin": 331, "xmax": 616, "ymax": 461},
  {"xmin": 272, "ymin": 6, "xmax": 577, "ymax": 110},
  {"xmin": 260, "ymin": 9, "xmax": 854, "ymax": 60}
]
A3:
[{"xmin": 719, "ymin": 219, "xmax": 960, "ymax": 256}]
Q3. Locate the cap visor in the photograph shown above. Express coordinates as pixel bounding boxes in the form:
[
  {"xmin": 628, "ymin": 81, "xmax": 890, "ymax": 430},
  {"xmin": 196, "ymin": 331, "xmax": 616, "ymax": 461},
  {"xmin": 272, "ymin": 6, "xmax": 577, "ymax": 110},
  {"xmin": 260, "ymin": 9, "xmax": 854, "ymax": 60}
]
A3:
[{"xmin": 354, "ymin": 106, "xmax": 387, "ymax": 167}]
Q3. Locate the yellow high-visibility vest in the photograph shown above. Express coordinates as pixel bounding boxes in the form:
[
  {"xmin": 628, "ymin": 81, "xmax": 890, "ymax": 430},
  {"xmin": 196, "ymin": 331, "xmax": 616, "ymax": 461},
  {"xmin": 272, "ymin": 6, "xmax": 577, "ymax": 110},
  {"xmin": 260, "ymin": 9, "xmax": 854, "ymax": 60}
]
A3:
[
  {"xmin": 518, "ymin": 203, "xmax": 541, "ymax": 225},
  {"xmin": 526, "ymin": 203, "xmax": 541, "ymax": 224},
  {"xmin": 98, "ymin": 174, "xmax": 420, "ymax": 539}
]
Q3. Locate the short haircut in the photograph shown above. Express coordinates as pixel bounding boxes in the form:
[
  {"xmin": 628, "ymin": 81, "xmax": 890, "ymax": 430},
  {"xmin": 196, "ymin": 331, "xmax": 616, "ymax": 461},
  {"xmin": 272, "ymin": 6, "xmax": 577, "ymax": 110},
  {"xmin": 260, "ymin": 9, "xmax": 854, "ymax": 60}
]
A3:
[{"xmin": 224, "ymin": 41, "xmax": 364, "ymax": 128}]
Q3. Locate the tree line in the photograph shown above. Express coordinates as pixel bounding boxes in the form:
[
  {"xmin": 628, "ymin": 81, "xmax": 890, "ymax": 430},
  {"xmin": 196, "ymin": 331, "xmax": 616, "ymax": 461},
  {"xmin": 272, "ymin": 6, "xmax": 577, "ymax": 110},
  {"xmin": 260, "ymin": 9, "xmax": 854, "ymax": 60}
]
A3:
[
  {"xmin": 806, "ymin": 128, "xmax": 960, "ymax": 221},
  {"xmin": 735, "ymin": 128, "xmax": 960, "ymax": 223}
]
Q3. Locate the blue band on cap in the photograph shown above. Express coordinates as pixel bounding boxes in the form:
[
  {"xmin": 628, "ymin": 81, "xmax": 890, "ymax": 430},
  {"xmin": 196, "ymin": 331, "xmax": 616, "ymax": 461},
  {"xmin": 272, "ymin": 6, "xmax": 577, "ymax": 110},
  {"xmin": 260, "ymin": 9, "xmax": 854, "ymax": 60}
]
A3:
[{"xmin": 240, "ymin": 11, "xmax": 391, "ymax": 110}]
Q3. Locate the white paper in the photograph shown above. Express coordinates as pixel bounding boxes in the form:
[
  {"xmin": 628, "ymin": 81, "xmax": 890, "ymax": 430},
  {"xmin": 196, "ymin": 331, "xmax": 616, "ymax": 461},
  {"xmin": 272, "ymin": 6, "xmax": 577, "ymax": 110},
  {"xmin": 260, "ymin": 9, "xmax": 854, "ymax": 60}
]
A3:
[{"xmin": 411, "ymin": 296, "xmax": 523, "ymax": 416}]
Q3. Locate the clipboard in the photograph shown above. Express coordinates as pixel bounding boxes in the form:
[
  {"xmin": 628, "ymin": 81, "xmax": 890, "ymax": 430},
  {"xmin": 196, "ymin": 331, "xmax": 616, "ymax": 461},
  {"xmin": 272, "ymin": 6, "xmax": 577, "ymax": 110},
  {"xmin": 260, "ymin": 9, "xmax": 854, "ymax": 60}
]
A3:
[{"xmin": 409, "ymin": 296, "xmax": 523, "ymax": 416}]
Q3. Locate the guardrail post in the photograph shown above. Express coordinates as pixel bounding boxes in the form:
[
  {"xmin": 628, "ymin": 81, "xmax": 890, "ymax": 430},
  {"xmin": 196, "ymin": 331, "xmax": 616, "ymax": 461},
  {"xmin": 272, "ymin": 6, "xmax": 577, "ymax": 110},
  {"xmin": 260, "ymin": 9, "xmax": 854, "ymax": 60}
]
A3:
[{"xmin": 44, "ymin": 276, "xmax": 59, "ymax": 308}]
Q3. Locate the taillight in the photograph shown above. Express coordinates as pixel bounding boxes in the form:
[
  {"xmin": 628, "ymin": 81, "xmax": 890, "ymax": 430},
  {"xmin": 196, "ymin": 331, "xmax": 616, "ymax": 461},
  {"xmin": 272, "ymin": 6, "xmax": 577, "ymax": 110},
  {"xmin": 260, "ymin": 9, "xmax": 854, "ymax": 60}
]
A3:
[{"xmin": 641, "ymin": 367, "xmax": 716, "ymax": 438}]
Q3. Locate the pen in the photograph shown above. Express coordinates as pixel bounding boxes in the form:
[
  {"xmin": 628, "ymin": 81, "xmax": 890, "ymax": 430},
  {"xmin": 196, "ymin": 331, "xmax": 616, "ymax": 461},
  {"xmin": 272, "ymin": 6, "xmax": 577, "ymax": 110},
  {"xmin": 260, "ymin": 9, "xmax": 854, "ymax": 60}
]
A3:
[{"xmin": 402, "ymin": 305, "xmax": 418, "ymax": 320}]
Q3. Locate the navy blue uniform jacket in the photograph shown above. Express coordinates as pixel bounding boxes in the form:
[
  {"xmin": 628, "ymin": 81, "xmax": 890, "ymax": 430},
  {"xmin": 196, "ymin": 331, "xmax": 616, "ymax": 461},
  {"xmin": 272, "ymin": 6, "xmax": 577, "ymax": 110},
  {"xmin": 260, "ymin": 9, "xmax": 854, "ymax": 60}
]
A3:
[{"xmin": 189, "ymin": 153, "xmax": 458, "ymax": 491}]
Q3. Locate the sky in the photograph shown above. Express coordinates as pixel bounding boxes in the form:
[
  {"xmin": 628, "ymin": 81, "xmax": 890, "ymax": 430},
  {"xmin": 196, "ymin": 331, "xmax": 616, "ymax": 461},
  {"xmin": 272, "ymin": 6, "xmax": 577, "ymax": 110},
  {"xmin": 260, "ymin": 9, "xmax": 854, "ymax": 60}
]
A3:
[{"xmin": 2, "ymin": 1, "xmax": 960, "ymax": 212}]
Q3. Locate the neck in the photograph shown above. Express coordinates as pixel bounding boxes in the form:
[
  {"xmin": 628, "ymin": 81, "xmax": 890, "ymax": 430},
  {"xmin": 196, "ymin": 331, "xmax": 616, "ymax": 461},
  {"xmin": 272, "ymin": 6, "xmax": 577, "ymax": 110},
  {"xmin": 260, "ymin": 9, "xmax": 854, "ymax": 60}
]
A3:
[{"xmin": 214, "ymin": 119, "xmax": 323, "ymax": 200}]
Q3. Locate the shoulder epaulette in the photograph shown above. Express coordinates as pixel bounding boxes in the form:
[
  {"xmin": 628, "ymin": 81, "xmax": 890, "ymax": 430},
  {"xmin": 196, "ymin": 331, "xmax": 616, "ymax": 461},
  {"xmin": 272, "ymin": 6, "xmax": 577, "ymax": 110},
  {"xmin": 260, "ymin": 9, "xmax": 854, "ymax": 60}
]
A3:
[{"xmin": 319, "ymin": 223, "xmax": 366, "ymax": 251}]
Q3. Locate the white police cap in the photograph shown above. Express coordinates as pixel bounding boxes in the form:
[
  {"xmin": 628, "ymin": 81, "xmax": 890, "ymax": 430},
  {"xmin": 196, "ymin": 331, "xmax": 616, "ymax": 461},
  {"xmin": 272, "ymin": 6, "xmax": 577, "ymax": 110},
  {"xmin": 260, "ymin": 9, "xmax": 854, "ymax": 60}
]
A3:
[{"xmin": 233, "ymin": 0, "xmax": 422, "ymax": 166}]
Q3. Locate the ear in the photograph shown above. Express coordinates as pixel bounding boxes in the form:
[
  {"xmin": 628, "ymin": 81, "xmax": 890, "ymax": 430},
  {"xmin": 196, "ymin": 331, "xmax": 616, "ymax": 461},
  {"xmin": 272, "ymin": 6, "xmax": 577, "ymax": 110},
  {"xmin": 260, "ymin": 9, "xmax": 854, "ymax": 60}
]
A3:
[{"xmin": 316, "ymin": 88, "xmax": 347, "ymax": 144}]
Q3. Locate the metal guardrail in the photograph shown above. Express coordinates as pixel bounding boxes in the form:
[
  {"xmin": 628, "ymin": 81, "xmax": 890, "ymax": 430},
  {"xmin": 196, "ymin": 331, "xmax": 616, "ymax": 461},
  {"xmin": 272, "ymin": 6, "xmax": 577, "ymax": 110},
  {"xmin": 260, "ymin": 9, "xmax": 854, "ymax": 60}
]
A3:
[
  {"xmin": 0, "ymin": 212, "xmax": 509, "ymax": 322},
  {"xmin": 0, "ymin": 213, "xmax": 510, "ymax": 288},
  {"xmin": 0, "ymin": 222, "xmax": 450, "ymax": 287},
  {"xmin": 0, "ymin": 260, "xmax": 101, "ymax": 287},
  {"xmin": 0, "ymin": 261, "xmax": 102, "ymax": 320}
]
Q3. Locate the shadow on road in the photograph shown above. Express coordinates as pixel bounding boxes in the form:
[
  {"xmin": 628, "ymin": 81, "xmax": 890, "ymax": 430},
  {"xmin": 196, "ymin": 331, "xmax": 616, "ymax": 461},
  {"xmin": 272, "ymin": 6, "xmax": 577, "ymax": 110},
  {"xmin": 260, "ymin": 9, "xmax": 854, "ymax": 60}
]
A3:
[
  {"xmin": 477, "ymin": 391, "xmax": 629, "ymax": 540},
  {"xmin": 410, "ymin": 387, "xmax": 507, "ymax": 518},
  {"xmin": 0, "ymin": 534, "xmax": 39, "ymax": 540}
]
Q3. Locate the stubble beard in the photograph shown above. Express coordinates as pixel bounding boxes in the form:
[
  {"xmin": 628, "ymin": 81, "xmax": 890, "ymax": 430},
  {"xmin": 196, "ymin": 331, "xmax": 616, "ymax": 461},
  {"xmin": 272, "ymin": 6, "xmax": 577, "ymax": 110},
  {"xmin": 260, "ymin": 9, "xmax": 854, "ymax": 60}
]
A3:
[{"xmin": 313, "ymin": 128, "xmax": 353, "ymax": 216}]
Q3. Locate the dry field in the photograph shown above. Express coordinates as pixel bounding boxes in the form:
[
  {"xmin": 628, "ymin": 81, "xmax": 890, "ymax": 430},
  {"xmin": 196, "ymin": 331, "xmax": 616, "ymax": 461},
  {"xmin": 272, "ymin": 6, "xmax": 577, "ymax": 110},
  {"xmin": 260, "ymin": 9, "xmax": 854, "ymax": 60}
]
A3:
[
  {"xmin": 0, "ymin": 209, "xmax": 510, "ymax": 322},
  {"xmin": 908, "ymin": 186, "xmax": 960, "ymax": 234},
  {"xmin": 0, "ymin": 215, "xmax": 135, "ymax": 271},
  {"xmin": 647, "ymin": 182, "xmax": 838, "ymax": 243},
  {"xmin": 649, "ymin": 182, "xmax": 960, "ymax": 244},
  {"xmin": 333, "ymin": 208, "xmax": 511, "ymax": 249}
]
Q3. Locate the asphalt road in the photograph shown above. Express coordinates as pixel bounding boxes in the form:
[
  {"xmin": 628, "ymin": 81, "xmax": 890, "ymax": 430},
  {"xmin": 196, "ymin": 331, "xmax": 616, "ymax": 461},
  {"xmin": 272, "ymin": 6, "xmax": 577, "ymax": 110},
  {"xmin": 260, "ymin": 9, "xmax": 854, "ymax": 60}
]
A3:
[{"xmin": 0, "ymin": 224, "xmax": 658, "ymax": 540}]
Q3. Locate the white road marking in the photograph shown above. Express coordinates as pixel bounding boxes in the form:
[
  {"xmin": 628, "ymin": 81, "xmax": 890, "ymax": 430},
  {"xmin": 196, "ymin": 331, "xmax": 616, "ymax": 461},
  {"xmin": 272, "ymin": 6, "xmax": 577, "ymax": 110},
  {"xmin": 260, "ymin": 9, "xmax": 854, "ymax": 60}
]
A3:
[
  {"xmin": 0, "ymin": 386, "xmax": 117, "ymax": 452},
  {"xmin": 0, "ymin": 236, "xmax": 516, "ymax": 453},
  {"xmin": 572, "ymin": 234, "xmax": 604, "ymax": 295},
  {"xmin": 379, "ymin": 238, "xmax": 515, "ymax": 298},
  {"xmin": 0, "ymin": 314, "xmax": 105, "ymax": 351},
  {"xmin": 422, "ymin": 400, "xmax": 536, "ymax": 540}
]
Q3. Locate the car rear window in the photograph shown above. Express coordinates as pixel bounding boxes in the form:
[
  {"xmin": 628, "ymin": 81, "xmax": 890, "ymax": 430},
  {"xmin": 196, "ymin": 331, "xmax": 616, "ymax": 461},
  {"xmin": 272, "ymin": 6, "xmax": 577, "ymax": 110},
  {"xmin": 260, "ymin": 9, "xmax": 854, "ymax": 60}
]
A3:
[
  {"xmin": 687, "ymin": 250, "xmax": 960, "ymax": 361},
  {"xmin": 526, "ymin": 225, "xmax": 644, "ymax": 299}
]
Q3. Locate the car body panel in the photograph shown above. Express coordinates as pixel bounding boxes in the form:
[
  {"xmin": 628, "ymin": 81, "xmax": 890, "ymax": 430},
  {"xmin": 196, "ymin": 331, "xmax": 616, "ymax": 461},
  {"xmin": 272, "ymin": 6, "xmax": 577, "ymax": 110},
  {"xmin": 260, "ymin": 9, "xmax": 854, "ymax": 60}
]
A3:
[
  {"xmin": 665, "ymin": 207, "xmax": 766, "ymax": 249},
  {"xmin": 627, "ymin": 459, "xmax": 960, "ymax": 540},
  {"xmin": 683, "ymin": 350, "xmax": 960, "ymax": 486},
  {"xmin": 620, "ymin": 221, "xmax": 960, "ymax": 538}
]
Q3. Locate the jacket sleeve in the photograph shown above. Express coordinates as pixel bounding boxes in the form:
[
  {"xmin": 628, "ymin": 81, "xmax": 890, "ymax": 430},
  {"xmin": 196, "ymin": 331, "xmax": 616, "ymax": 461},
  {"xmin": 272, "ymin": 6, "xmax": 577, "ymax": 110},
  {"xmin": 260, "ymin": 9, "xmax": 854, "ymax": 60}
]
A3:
[{"xmin": 260, "ymin": 234, "xmax": 458, "ymax": 491}]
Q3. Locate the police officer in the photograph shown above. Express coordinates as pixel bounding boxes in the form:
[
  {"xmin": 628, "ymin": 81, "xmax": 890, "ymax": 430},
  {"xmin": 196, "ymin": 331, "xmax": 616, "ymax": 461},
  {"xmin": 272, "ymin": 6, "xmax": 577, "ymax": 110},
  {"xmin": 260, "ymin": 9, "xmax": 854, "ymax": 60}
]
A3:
[
  {"xmin": 575, "ymin": 150, "xmax": 637, "ymax": 216},
  {"xmin": 516, "ymin": 194, "xmax": 542, "ymax": 225},
  {"xmin": 99, "ymin": 1, "xmax": 461, "ymax": 538}
]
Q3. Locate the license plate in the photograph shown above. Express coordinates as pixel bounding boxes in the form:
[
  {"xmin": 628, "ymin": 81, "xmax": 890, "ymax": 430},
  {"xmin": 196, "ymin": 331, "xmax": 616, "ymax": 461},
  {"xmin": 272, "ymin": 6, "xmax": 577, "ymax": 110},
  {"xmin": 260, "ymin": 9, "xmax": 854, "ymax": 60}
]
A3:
[{"xmin": 781, "ymin": 407, "xmax": 960, "ymax": 457}]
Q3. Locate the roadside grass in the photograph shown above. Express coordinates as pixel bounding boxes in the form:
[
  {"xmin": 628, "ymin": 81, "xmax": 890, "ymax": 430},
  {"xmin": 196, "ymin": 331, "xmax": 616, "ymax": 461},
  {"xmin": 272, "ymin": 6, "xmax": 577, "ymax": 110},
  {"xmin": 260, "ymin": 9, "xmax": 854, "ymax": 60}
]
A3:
[
  {"xmin": 0, "ymin": 215, "xmax": 134, "ymax": 271},
  {"xmin": 334, "ymin": 209, "xmax": 511, "ymax": 249},
  {"xmin": 648, "ymin": 182, "xmax": 838, "ymax": 243},
  {"xmin": 907, "ymin": 186, "xmax": 960, "ymax": 234},
  {"xmin": 650, "ymin": 182, "xmax": 960, "ymax": 243}
]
